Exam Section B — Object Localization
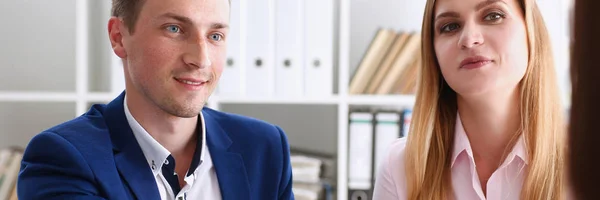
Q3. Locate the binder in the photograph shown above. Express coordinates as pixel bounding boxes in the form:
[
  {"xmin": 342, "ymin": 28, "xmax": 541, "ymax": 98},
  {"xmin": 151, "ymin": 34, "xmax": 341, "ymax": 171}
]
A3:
[
  {"xmin": 218, "ymin": 0, "xmax": 245, "ymax": 97},
  {"xmin": 349, "ymin": 190, "xmax": 369, "ymax": 200},
  {"xmin": 401, "ymin": 109, "xmax": 413, "ymax": 137},
  {"xmin": 373, "ymin": 112, "xmax": 401, "ymax": 180},
  {"xmin": 348, "ymin": 111, "xmax": 374, "ymax": 200},
  {"xmin": 303, "ymin": 0, "xmax": 334, "ymax": 97},
  {"xmin": 245, "ymin": 0, "xmax": 275, "ymax": 97},
  {"xmin": 275, "ymin": 0, "xmax": 304, "ymax": 97}
]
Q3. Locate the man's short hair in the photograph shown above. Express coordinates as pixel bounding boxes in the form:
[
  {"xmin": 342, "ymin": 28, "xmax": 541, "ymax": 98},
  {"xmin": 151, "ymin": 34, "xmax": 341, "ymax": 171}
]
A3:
[
  {"xmin": 111, "ymin": 0, "xmax": 230, "ymax": 34},
  {"xmin": 111, "ymin": 0, "xmax": 145, "ymax": 34}
]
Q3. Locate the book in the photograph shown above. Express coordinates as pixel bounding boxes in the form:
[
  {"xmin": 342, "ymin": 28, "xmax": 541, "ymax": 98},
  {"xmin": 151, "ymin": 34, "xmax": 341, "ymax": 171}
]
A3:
[
  {"xmin": 365, "ymin": 32, "xmax": 411, "ymax": 94},
  {"xmin": 375, "ymin": 32, "xmax": 421, "ymax": 94},
  {"xmin": 392, "ymin": 46, "xmax": 421, "ymax": 94},
  {"xmin": 0, "ymin": 151, "xmax": 22, "ymax": 200},
  {"xmin": 349, "ymin": 29, "xmax": 397, "ymax": 94}
]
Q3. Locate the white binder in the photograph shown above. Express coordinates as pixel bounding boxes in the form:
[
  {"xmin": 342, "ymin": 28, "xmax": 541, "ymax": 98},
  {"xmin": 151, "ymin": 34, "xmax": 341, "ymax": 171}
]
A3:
[
  {"xmin": 373, "ymin": 112, "xmax": 401, "ymax": 179},
  {"xmin": 218, "ymin": 0, "xmax": 245, "ymax": 97},
  {"xmin": 303, "ymin": 0, "xmax": 334, "ymax": 97},
  {"xmin": 348, "ymin": 112, "xmax": 374, "ymax": 192},
  {"xmin": 245, "ymin": 0, "xmax": 275, "ymax": 97},
  {"xmin": 275, "ymin": 0, "xmax": 304, "ymax": 97}
]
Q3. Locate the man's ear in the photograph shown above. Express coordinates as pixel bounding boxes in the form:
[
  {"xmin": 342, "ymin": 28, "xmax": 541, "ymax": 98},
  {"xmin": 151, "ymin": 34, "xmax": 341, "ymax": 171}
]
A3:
[{"xmin": 108, "ymin": 17, "xmax": 128, "ymax": 58}]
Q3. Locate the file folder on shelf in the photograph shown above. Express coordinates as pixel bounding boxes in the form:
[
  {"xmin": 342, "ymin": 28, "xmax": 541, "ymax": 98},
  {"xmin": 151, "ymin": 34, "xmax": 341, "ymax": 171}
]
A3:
[
  {"xmin": 218, "ymin": 0, "xmax": 244, "ymax": 97},
  {"xmin": 373, "ymin": 111, "xmax": 401, "ymax": 179},
  {"xmin": 303, "ymin": 0, "xmax": 334, "ymax": 97},
  {"xmin": 275, "ymin": 0, "xmax": 304, "ymax": 97},
  {"xmin": 245, "ymin": 0, "xmax": 275, "ymax": 97},
  {"xmin": 348, "ymin": 111, "xmax": 374, "ymax": 200}
]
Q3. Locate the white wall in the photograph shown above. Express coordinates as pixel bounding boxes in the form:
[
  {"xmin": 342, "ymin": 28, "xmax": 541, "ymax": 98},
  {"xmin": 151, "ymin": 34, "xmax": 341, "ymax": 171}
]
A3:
[
  {"xmin": 0, "ymin": 102, "xmax": 75, "ymax": 148},
  {"xmin": 88, "ymin": 0, "xmax": 114, "ymax": 93},
  {"xmin": 0, "ymin": 0, "xmax": 76, "ymax": 92},
  {"xmin": 0, "ymin": 0, "xmax": 78, "ymax": 148},
  {"xmin": 536, "ymin": 0, "xmax": 573, "ymax": 105}
]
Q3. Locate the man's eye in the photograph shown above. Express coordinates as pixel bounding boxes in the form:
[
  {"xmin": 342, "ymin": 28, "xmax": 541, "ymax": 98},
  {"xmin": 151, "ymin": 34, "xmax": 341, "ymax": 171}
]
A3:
[
  {"xmin": 210, "ymin": 33, "xmax": 223, "ymax": 41},
  {"xmin": 166, "ymin": 25, "xmax": 181, "ymax": 33}
]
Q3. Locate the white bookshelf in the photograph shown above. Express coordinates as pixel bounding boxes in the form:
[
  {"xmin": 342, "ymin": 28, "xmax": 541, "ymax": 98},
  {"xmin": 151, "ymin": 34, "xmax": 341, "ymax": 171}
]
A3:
[
  {"xmin": 212, "ymin": 96, "xmax": 342, "ymax": 105},
  {"xmin": 0, "ymin": 92, "xmax": 78, "ymax": 102},
  {"xmin": 0, "ymin": 0, "xmax": 573, "ymax": 200}
]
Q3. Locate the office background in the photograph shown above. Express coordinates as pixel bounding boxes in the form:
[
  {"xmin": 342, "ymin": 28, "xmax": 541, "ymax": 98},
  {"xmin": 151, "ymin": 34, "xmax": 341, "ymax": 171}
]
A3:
[{"xmin": 0, "ymin": 0, "xmax": 573, "ymax": 200}]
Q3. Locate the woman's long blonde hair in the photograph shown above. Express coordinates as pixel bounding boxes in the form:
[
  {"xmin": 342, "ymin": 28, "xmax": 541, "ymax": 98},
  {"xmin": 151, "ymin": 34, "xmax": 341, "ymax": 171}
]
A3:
[{"xmin": 404, "ymin": 0, "xmax": 565, "ymax": 199}]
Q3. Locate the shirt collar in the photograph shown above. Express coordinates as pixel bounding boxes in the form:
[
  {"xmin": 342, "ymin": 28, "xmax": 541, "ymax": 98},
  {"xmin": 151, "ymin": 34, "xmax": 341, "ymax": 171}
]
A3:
[
  {"xmin": 451, "ymin": 114, "xmax": 473, "ymax": 168},
  {"xmin": 124, "ymin": 96, "xmax": 206, "ymax": 177},
  {"xmin": 187, "ymin": 112, "xmax": 207, "ymax": 176},
  {"xmin": 450, "ymin": 113, "xmax": 528, "ymax": 168},
  {"xmin": 509, "ymin": 134, "xmax": 528, "ymax": 165}
]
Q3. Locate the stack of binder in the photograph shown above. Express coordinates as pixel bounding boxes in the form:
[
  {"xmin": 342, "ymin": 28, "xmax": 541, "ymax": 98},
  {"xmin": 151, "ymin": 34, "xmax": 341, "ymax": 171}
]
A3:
[
  {"xmin": 347, "ymin": 109, "xmax": 412, "ymax": 200},
  {"xmin": 218, "ymin": 0, "xmax": 335, "ymax": 98},
  {"xmin": 290, "ymin": 151, "xmax": 335, "ymax": 200}
]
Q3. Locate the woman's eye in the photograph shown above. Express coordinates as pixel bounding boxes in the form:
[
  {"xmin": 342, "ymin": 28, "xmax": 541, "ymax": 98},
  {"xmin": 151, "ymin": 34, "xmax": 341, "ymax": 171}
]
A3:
[
  {"xmin": 166, "ymin": 25, "xmax": 181, "ymax": 33},
  {"xmin": 484, "ymin": 12, "xmax": 505, "ymax": 22},
  {"xmin": 441, "ymin": 23, "xmax": 460, "ymax": 33}
]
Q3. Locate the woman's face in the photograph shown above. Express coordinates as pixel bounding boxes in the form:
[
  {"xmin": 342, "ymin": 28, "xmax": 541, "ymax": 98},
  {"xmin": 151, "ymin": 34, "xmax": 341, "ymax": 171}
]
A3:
[{"xmin": 433, "ymin": 0, "xmax": 529, "ymax": 97}]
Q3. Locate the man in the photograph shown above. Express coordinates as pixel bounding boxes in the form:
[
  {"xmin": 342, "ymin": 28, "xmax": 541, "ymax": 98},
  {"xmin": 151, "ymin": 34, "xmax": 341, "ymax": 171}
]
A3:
[{"xmin": 17, "ymin": 0, "xmax": 294, "ymax": 199}]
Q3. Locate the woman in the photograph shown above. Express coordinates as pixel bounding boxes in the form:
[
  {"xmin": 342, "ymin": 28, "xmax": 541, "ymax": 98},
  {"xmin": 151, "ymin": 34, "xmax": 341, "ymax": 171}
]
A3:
[{"xmin": 373, "ymin": 0, "xmax": 565, "ymax": 199}]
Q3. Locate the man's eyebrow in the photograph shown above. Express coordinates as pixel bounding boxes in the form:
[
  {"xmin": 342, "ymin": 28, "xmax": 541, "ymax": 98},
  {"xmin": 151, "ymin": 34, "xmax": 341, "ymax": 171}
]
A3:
[
  {"xmin": 211, "ymin": 23, "xmax": 229, "ymax": 29},
  {"xmin": 157, "ymin": 12, "xmax": 193, "ymax": 25},
  {"xmin": 156, "ymin": 12, "xmax": 229, "ymax": 29}
]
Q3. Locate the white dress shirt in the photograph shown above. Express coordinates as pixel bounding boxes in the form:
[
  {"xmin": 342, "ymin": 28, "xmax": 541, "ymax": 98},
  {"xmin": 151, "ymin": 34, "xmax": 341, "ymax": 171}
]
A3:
[{"xmin": 124, "ymin": 99, "xmax": 222, "ymax": 200}]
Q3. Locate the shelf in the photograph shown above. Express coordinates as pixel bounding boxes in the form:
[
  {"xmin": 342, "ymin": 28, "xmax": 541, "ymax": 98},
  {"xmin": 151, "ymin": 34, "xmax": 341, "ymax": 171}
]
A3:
[
  {"xmin": 0, "ymin": 91, "xmax": 119, "ymax": 103},
  {"xmin": 347, "ymin": 94, "xmax": 416, "ymax": 106},
  {"xmin": 212, "ymin": 96, "xmax": 340, "ymax": 105},
  {"xmin": 0, "ymin": 92, "xmax": 77, "ymax": 102},
  {"xmin": 0, "ymin": 91, "xmax": 416, "ymax": 106}
]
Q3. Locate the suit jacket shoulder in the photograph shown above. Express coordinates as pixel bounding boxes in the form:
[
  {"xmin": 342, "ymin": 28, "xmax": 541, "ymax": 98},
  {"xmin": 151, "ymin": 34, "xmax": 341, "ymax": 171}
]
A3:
[
  {"xmin": 19, "ymin": 104, "xmax": 130, "ymax": 200},
  {"xmin": 43, "ymin": 104, "xmax": 114, "ymax": 155},
  {"xmin": 203, "ymin": 107, "xmax": 286, "ymax": 147}
]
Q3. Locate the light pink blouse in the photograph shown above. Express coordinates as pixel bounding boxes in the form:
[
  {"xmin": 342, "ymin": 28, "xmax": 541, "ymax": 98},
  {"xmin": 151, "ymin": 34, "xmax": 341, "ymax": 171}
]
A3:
[{"xmin": 373, "ymin": 115, "xmax": 528, "ymax": 200}]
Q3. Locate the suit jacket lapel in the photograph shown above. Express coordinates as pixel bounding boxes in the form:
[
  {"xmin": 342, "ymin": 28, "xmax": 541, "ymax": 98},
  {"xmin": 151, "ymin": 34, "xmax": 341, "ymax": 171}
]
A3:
[
  {"xmin": 203, "ymin": 109, "xmax": 251, "ymax": 200},
  {"xmin": 105, "ymin": 92, "xmax": 161, "ymax": 200}
]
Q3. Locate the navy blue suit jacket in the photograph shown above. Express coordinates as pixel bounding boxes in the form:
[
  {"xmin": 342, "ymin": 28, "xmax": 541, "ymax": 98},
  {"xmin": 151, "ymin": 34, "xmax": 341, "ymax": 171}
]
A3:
[{"xmin": 17, "ymin": 93, "xmax": 294, "ymax": 200}]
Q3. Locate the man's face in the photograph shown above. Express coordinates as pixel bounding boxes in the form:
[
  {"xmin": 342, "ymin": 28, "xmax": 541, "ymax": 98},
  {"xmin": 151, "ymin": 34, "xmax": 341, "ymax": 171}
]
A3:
[{"xmin": 117, "ymin": 0, "xmax": 229, "ymax": 118}]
